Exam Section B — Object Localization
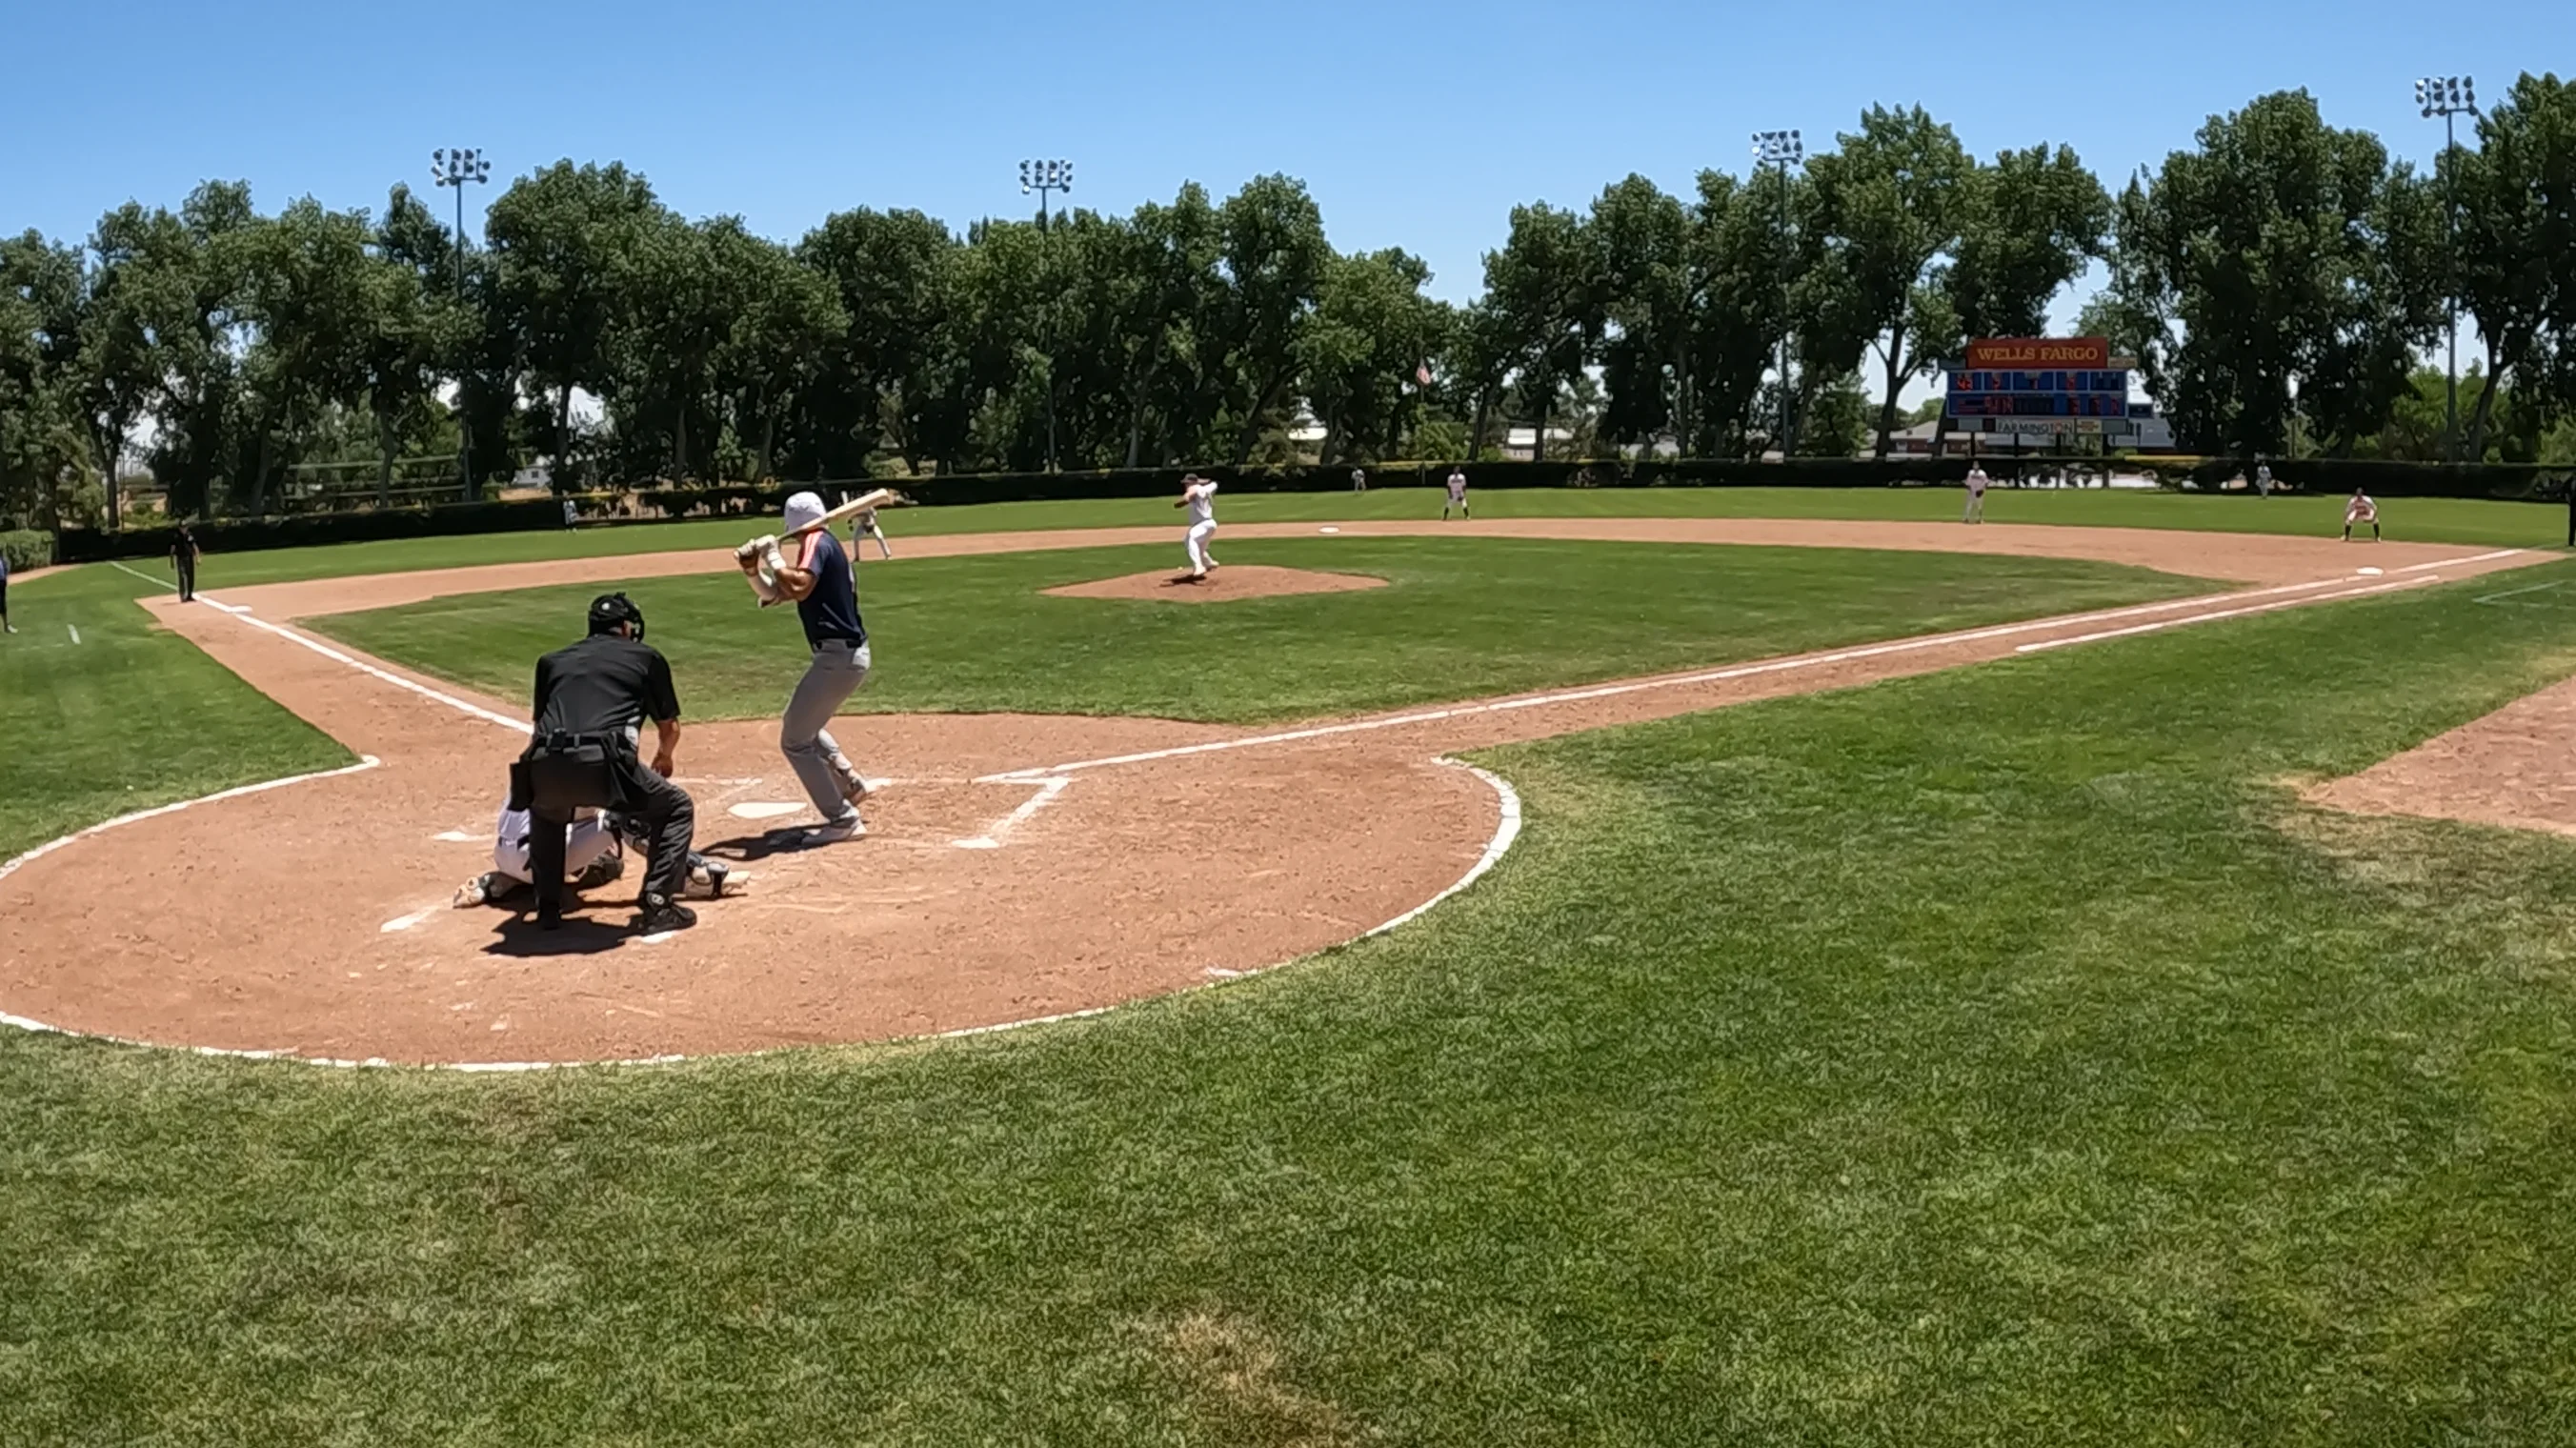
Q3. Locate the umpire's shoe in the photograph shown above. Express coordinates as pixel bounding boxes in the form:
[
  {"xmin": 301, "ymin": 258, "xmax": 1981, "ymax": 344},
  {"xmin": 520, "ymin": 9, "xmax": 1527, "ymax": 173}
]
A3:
[{"xmin": 635, "ymin": 893, "xmax": 697, "ymax": 935}]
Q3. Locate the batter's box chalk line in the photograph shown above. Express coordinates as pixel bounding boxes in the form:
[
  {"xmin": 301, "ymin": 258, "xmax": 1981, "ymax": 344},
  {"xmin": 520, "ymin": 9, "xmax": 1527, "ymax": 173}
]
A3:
[{"xmin": 954, "ymin": 774, "xmax": 1072, "ymax": 850}]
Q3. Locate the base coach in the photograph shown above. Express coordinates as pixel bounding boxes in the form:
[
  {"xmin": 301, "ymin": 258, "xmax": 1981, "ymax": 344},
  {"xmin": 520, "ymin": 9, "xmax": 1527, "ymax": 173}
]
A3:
[{"xmin": 510, "ymin": 593, "xmax": 698, "ymax": 934}]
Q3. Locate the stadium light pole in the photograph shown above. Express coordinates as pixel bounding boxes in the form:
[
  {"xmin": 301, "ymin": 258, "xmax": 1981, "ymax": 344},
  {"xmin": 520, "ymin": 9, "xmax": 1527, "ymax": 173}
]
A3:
[
  {"xmin": 431, "ymin": 147, "xmax": 493, "ymax": 499},
  {"xmin": 1021, "ymin": 158, "xmax": 1074, "ymax": 473},
  {"xmin": 1752, "ymin": 130, "xmax": 1803, "ymax": 458},
  {"xmin": 2416, "ymin": 77, "xmax": 2478, "ymax": 465}
]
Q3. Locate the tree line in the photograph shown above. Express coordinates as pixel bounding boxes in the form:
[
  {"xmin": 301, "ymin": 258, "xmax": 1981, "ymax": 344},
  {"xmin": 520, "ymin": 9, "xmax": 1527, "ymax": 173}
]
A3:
[{"xmin": 4, "ymin": 76, "xmax": 2573, "ymax": 529}]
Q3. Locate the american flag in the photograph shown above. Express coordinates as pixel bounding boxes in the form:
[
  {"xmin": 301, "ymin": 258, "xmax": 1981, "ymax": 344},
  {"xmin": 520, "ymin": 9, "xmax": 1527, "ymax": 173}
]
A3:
[{"xmin": 1416, "ymin": 364, "xmax": 1433, "ymax": 387}]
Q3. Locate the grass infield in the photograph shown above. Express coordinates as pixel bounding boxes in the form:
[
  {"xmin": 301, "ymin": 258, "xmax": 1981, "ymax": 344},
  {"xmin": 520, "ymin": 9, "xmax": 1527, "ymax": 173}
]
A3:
[
  {"xmin": 1, "ymin": 569, "xmax": 2572, "ymax": 1440},
  {"xmin": 306, "ymin": 537, "xmax": 2208, "ymax": 724},
  {"xmin": 102, "ymin": 485, "xmax": 2569, "ymax": 591}
]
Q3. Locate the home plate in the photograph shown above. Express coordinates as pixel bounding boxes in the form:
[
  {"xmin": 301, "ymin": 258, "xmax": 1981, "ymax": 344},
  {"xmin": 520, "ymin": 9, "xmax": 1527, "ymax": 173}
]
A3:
[
  {"xmin": 433, "ymin": 829, "xmax": 477, "ymax": 842},
  {"xmin": 2356, "ymin": 566, "xmax": 2385, "ymax": 576},
  {"xmin": 729, "ymin": 801, "xmax": 805, "ymax": 820}
]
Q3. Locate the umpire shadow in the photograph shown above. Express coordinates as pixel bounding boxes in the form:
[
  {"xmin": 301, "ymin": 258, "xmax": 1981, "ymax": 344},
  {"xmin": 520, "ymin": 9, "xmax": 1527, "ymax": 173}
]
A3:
[{"xmin": 484, "ymin": 912, "xmax": 634, "ymax": 957}]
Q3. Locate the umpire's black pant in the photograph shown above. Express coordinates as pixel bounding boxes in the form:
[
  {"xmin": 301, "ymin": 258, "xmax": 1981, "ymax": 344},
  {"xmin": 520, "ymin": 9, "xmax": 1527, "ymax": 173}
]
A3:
[{"xmin": 531, "ymin": 765, "xmax": 694, "ymax": 917}]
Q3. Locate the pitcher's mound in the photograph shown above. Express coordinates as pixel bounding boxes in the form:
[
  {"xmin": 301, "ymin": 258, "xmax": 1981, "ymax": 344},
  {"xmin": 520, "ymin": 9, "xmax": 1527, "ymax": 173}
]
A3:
[{"xmin": 1044, "ymin": 565, "xmax": 1389, "ymax": 603}]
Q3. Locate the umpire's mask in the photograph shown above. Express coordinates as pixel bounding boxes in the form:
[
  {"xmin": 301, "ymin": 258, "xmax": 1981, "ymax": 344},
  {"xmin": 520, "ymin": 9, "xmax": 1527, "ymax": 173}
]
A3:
[{"xmin": 588, "ymin": 592, "xmax": 646, "ymax": 642}]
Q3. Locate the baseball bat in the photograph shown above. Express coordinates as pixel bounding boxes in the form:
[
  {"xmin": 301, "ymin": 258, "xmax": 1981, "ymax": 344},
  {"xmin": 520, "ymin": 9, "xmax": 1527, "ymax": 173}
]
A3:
[{"xmin": 782, "ymin": 488, "xmax": 896, "ymax": 541}]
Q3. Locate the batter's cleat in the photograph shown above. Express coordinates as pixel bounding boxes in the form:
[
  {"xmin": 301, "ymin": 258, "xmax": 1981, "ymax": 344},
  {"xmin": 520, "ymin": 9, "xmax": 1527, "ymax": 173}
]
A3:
[
  {"xmin": 635, "ymin": 895, "xmax": 697, "ymax": 934},
  {"xmin": 832, "ymin": 756, "xmax": 870, "ymax": 808},
  {"xmin": 806, "ymin": 814, "xmax": 866, "ymax": 844}
]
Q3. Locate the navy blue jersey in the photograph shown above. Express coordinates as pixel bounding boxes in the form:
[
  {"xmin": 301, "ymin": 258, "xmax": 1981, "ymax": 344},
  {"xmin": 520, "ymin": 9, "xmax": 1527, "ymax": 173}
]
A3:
[{"xmin": 796, "ymin": 532, "xmax": 867, "ymax": 649}]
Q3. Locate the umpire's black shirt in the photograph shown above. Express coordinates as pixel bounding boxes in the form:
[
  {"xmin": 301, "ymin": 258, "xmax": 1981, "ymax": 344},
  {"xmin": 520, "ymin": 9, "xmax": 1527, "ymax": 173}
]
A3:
[{"xmin": 532, "ymin": 634, "xmax": 681, "ymax": 741}]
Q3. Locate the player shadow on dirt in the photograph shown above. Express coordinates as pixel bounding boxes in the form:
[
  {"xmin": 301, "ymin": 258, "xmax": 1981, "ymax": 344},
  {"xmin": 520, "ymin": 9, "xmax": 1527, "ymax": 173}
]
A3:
[
  {"xmin": 701, "ymin": 826, "xmax": 835, "ymax": 863},
  {"xmin": 482, "ymin": 912, "xmax": 637, "ymax": 956}
]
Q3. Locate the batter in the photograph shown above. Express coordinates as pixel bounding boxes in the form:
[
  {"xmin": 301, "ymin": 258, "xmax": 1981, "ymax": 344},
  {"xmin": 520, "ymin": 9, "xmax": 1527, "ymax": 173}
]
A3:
[{"xmin": 754, "ymin": 492, "xmax": 874, "ymax": 843}]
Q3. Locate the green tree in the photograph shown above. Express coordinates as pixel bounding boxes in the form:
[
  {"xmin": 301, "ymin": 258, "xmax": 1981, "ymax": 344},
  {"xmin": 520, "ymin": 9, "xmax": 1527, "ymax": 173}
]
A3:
[
  {"xmin": 1801, "ymin": 105, "xmax": 1974, "ymax": 457},
  {"xmin": 1587, "ymin": 175, "xmax": 1692, "ymax": 448},
  {"xmin": 487, "ymin": 161, "xmax": 666, "ymax": 475},
  {"xmin": 2111, "ymin": 90, "xmax": 2443, "ymax": 455},
  {"xmin": 240, "ymin": 197, "xmax": 379, "ymax": 513},
  {"xmin": 1215, "ymin": 175, "xmax": 1330, "ymax": 465},
  {"xmin": 1687, "ymin": 168, "xmax": 1801, "ymax": 456},
  {"xmin": 1482, "ymin": 201, "xmax": 1597, "ymax": 460},
  {"xmin": 351, "ymin": 185, "xmax": 462, "ymax": 504},
  {"xmin": 1300, "ymin": 247, "xmax": 1443, "ymax": 464},
  {"xmin": 2453, "ymin": 72, "xmax": 2576, "ymax": 457}
]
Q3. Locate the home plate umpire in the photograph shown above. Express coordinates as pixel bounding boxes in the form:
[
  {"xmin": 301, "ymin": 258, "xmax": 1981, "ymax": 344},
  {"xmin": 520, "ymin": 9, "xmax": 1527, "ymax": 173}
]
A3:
[{"xmin": 509, "ymin": 592, "xmax": 698, "ymax": 934}]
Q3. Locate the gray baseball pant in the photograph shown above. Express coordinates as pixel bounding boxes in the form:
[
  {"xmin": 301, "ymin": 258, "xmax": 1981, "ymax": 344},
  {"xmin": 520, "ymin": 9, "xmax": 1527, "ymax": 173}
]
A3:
[{"xmin": 782, "ymin": 639, "xmax": 871, "ymax": 822}]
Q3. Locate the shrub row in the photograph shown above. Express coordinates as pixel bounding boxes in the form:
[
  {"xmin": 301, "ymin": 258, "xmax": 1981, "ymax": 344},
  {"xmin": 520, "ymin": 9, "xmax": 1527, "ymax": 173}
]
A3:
[
  {"xmin": 51, "ymin": 457, "xmax": 2572, "ymax": 561},
  {"xmin": 53, "ymin": 498, "xmax": 572, "ymax": 564},
  {"xmin": 1, "ymin": 530, "xmax": 55, "ymax": 573}
]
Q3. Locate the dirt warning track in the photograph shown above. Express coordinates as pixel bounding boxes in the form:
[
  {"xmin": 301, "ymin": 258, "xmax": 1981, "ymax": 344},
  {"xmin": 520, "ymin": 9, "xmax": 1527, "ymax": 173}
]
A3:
[{"xmin": 0, "ymin": 523, "xmax": 2549, "ymax": 1066}]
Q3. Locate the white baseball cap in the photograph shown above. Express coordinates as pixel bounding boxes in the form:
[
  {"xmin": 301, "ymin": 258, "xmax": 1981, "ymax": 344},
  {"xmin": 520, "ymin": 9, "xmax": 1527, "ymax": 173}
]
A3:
[{"xmin": 782, "ymin": 491, "xmax": 827, "ymax": 533}]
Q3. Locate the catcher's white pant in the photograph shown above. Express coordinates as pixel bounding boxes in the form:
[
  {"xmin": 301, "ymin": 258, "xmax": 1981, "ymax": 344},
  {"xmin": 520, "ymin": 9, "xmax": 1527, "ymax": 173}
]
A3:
[
  {"xmin": 493, "ymin": 807, "xmax": 617, "ymax": 886},
  {"xmin": 1185, "ymin": 520, "xmax": 1218, "ymax": 573}
]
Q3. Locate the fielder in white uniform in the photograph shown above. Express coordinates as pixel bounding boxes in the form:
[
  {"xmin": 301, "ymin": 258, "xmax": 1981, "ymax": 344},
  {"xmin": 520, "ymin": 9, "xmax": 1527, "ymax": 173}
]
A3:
[
  {"xmin": 2344, "ymin": 488, "xmax": 2380, "ymax": 541},
  {"xmin": 1176, "ymin": 474, "xmax": 1220, "ymax": 580},
  {"xmin": 1443, "ymin": 467, "xmax": 1469, "ymax": 520},
  {"xmin": 1962, "ymin": 464, "xmax": 1989, "ymax": 524}
]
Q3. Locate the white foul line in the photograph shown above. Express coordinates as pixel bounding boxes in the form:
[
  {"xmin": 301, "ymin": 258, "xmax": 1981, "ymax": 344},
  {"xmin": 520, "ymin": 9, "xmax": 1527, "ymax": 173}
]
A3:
[
  {"xmin": 2014, "ymin": 575, "xmax": 2440, "ymax": 653},
  {"xmin": 192, "ymin": 593, "xmax": 530, "ymax": 733}
]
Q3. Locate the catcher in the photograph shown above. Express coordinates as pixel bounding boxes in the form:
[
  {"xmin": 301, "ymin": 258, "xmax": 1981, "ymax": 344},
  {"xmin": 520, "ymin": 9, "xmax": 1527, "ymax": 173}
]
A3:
[
  {"xmin": 453, "ymin": 802, "xmax": 739, "ymax": 910},
  {"xmin": 735, "ymin": 489, "xmax": 895, "ymax": 844}
]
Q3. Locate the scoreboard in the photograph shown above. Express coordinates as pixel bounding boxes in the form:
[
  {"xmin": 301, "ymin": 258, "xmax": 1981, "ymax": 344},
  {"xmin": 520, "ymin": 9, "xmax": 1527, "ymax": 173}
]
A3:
[
  {"xmin": 1945, "ymin": 337, "xmax": 2131, "ymax": 427},
  {"xmin": 1948, "ymin": 391, "xmax": 2130, "ymax": 418}
]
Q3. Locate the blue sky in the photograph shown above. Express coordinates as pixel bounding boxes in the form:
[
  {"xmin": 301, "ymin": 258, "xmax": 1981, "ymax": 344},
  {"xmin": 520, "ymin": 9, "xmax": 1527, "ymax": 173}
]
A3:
[{"xmin": 7, "ymin": 0, "xmax": 2566, "ymax": 332}]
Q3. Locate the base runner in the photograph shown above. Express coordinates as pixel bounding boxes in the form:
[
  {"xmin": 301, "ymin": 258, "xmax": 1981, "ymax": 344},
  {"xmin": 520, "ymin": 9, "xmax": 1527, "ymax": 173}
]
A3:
[
  {"xmin": 2343, "ymin": 488, "xmax": 2381, "ymax": 541},
  {"xmin": 1177, "ymin": 473, "xmax": 1220, "ymax": 580}
]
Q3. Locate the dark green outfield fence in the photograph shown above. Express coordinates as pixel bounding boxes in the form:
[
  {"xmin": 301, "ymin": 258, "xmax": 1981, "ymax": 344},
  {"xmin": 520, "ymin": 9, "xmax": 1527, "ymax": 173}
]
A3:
[{"xmin": 48, "ymin": 456, "xmax": 2576, "ymax": 564}]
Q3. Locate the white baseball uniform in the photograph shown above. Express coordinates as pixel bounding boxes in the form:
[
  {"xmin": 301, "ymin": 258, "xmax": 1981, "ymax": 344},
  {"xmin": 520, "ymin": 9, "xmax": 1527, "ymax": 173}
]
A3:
[
  {"xmin": 1444, "ymin": 471, "xmax": 1468, "ymax": 518},
  {"xmin": 1184, "ymin": 481, "xmax": 1219, "ymax": 574},
  {"xmin": 493, "ymin": 805, "xmax": 617, "ymax": 886},
  {"xmin": 2345, "ymin": 493, "xmax": 2378, "ymax": 524},
  {"xmin": 1963, "ymin": 467, "xmax": 1988, "ymax": 523}
]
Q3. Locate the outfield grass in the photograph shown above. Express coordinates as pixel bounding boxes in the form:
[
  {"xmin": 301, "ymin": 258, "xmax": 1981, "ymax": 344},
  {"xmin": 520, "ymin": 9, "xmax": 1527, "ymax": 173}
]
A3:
[
  {"xmin": 0, "ymin": 567, "xmax": 349, "ymax": 862},
  {"xmin": 307, "ymin": 537, "xmax": 2209, "ymax": 724},
  {"xmin": 115, "ymin": 485, "xmax": 2570, "ymax": 591},
  {"xmin": 5, "ymin": 568, "xmax": 2575, "ymax": 1442}
]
